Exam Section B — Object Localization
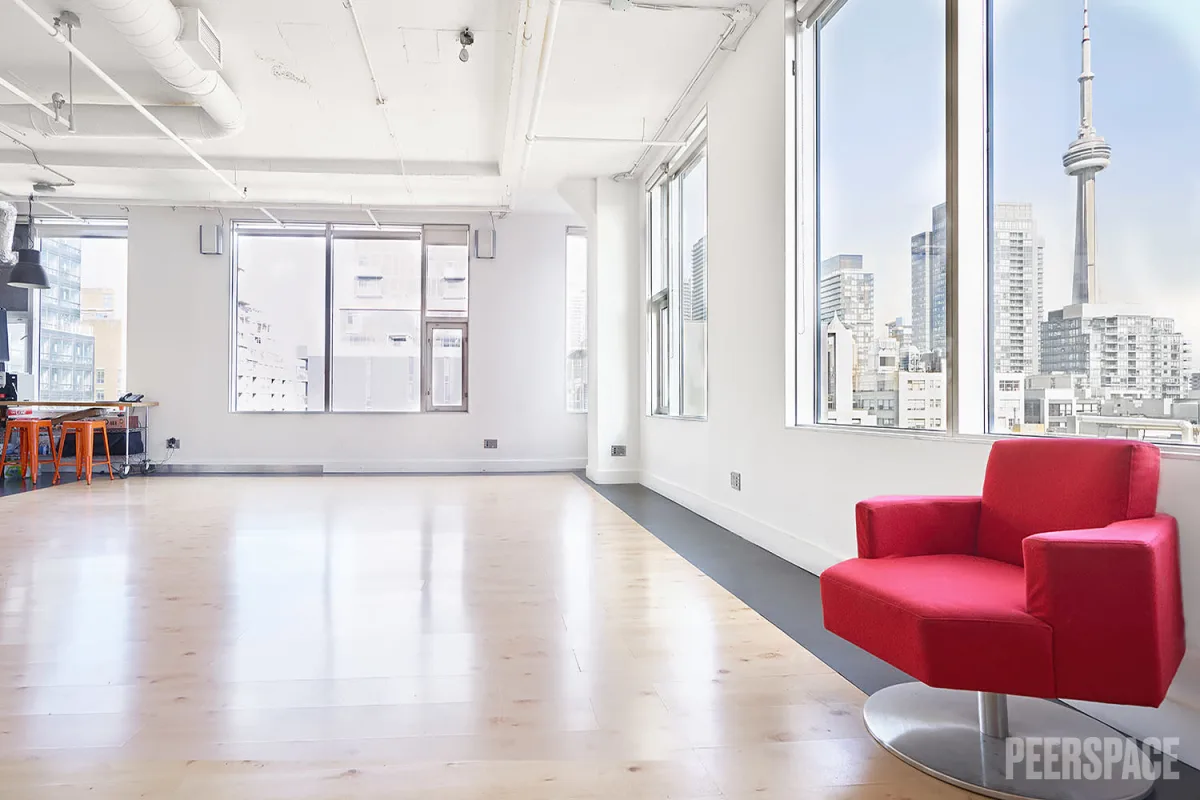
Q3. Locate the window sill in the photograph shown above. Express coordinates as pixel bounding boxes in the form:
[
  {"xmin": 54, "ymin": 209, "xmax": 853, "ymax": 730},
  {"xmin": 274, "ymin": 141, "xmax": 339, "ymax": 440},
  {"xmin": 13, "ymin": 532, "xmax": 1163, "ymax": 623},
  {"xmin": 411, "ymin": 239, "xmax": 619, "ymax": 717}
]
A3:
[
  {"xmin": 648, "ymin": 413, "xmax": 708, "ymax": 422},
  {"xmin": 785, "ymin": 422, "xmax": 1200, "ymax": 462},
  {"xmin": 230, "ymin": 410, "xmax": 470, "ymax": 415}
]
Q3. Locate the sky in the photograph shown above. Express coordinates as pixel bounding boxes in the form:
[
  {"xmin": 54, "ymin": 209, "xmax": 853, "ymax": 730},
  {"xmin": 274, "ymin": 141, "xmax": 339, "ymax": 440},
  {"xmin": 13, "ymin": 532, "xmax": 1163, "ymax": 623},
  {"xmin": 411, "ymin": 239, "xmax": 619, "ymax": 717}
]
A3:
[
  {"xmin": 79, "ymin": 239, "xmax": 128, "ymax": 318},
  {"xmin": 818, "ymin": 0, "xmax": 1200, "ymax": 344}
]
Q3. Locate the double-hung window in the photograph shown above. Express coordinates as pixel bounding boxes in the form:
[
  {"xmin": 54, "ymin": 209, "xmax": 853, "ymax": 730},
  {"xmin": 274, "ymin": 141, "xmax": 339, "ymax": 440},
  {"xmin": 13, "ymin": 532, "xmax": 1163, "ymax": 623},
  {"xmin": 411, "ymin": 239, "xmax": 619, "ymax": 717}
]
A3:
[
  {"xmin": 647, "ymin": 114, "xmax": 708, "ymax": 419},
  {"xmin": 232, "ymin": 222, "xmax": 470, "ymax": 413}
]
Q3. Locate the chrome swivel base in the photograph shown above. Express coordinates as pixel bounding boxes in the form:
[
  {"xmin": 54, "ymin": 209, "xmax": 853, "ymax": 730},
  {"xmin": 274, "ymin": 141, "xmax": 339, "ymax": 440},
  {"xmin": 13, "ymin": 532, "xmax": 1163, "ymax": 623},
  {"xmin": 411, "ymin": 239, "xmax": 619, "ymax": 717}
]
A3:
[{"xmin": 863, "ymin": 683, "xmax": 1156, "ymax": 800}]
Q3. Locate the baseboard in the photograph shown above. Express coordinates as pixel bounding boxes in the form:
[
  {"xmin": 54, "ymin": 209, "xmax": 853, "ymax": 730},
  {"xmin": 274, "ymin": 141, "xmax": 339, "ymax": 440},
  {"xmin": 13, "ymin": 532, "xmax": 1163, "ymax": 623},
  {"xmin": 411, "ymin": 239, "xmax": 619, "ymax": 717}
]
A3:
[
  {"xmin": 1068, "ymin": 651, "xmax": 1200, "ymax": 769},
  {"xmin": 157, "ymin": 464, "xmax": 323, "ymax": 475},
  {"xmin": 638, "ymin": 472, "xmax": 844, "ymax": 576},
  {"xmin": 586, "ymin": 468, "xmax": 641, "ymax": 485},
  {"xmin": 324, "ymin": 458, "xmax": 586, "ymax": 474},
  {"xmin": 159, "ymin": 458, "xmax": 587, "ymax": 475}
]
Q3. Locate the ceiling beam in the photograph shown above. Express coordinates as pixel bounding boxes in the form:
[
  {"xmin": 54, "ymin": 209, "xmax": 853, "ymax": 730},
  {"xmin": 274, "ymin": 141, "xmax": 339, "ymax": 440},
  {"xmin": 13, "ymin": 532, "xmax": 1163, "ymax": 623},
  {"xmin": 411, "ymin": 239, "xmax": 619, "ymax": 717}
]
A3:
[
  {"xmin": 498, "ymin": 0, "xmax": 537, "ymax": 184},
  {"xmin": 0, "ymin": 152, "xmax": 500, "ymax": 178}
]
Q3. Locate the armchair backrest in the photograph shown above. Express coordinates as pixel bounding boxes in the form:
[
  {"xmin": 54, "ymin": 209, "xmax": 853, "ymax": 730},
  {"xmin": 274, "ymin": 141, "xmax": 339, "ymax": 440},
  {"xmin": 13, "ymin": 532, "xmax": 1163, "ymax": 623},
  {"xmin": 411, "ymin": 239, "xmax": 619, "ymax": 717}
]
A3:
[{"xmin": 978, "ymin": 439, "xmax": 1160, "ymax": 566}]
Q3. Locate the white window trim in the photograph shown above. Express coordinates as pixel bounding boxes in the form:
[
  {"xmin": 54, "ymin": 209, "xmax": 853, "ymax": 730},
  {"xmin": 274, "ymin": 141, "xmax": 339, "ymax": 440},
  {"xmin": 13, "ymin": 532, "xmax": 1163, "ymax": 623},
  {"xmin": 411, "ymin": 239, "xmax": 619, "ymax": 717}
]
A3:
[
  {"xmin": 229, "ymin": 222, "xmax": 470, "ymax": 414},
  {"xmin": 790, "ymin": 0, "xmax": 987, "ymax": 436},
  {"xmin": 789, "ymin": 0, "xmax": 1200, "ymax": 458},
  {"xmin": 646, "ymin": 112, "xmax": 709, "ymax": 421},
  {"xmin": 565, "ymin": 225, "xmax": 588, "ymax": 414}
]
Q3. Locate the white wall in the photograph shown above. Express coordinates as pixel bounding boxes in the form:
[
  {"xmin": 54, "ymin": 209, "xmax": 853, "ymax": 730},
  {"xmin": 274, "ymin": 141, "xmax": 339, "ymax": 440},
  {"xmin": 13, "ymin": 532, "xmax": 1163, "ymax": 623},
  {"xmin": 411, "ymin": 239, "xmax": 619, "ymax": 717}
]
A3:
[
  {"xmin": 127, "ymin": 207, "xmax": 586, "ymax": 471},
  {"xmin": 639, "ymin": 0, "xmax": 1200, "ymax": 764}
]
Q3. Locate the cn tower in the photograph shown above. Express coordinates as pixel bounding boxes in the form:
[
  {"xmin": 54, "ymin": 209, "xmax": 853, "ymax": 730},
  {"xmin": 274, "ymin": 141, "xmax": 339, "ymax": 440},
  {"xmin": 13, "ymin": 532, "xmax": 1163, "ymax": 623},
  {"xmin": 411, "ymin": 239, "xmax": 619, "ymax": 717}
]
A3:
[{"xmin": 1062, "ymin": 0, "xmax": 1111, "ymax": 305}]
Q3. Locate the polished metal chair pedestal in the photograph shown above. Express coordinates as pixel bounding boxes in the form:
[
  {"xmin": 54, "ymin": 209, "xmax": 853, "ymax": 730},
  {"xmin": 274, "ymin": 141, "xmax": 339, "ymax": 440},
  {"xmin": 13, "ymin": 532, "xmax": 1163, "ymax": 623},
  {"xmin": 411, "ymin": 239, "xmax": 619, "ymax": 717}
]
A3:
[{"xmin": 864, "ymin": 685, "xmax": 1154, "ymax": 800}]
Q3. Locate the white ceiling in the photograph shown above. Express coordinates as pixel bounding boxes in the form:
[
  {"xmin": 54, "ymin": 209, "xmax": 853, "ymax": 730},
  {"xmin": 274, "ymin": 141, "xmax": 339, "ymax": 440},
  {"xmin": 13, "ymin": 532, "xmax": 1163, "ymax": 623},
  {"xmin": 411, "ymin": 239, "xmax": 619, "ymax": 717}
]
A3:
[{"xmin": 0, "ymin": 0, "xmax": 763, "ymax": 212}]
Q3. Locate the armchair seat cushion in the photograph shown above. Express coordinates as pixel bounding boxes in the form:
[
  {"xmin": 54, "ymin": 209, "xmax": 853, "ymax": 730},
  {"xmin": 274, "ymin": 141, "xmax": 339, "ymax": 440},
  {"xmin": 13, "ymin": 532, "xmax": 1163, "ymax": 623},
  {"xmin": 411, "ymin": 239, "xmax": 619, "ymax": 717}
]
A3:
[{"xmin": 822, "ymin": 554, "xmax": 1055, "ymax": 697}]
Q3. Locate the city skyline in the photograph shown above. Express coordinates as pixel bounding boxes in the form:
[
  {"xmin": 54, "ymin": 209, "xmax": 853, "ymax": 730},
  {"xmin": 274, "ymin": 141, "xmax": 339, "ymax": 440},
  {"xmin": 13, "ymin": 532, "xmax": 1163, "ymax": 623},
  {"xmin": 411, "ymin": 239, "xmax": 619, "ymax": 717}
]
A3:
[{"xmin": 819, "ymin": 0, "xmax": 1200, "ymax": 347}]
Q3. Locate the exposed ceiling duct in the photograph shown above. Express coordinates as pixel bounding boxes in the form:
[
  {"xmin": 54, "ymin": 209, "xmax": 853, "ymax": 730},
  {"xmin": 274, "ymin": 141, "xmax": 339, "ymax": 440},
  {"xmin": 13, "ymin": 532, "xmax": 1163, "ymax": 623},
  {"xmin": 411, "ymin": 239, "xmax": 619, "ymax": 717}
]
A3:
[
  {"xmin": 79, "ymin": 0, "xmax": 243, "ymax": 137},
  {"xmin": 0, "ymin": 201, "xmax": 16, "ymax": 266}
]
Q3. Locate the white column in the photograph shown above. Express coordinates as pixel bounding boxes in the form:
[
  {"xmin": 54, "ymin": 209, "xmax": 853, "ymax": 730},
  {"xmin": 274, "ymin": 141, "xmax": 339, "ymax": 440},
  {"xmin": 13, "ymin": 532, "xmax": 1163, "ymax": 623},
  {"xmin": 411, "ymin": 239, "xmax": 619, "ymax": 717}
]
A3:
[{"xmin": 560, "ymin": 178, "xmax": 640, "ymax": 484}]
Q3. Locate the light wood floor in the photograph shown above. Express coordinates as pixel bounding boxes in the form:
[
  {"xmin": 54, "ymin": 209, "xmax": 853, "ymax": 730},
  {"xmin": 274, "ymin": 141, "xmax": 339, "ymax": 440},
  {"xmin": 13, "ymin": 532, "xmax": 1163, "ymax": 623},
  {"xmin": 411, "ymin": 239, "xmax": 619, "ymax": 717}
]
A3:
[{"xmin": 0, "ymin": 474, "xmax": 977, "ymax": 798}]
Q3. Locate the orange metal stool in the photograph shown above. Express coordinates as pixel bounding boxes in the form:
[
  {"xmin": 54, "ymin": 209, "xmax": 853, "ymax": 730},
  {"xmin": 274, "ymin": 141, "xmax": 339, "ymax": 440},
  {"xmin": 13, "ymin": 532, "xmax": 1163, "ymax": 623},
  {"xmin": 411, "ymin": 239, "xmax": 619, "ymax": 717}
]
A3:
[
  {"xmin": 55, "ymin": 420, "xmax": 115, "ymax": 485},
  {"xmin": 1, "ymin": 419, "xmax": 58, "ymax": 485}
]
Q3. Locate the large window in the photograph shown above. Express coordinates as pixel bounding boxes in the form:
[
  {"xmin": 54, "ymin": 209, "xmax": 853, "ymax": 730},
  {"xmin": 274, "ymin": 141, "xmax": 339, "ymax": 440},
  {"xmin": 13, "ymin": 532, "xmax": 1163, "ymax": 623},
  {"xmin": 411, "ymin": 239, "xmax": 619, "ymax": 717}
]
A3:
[
  {"xmin": 565, "ymin": 227, "xmax": 588, "ymax": 413},
  {"xmin": 989, "ymin": 0, "xmax": 1196, "ymax": 444},
  {"xmin": 796, "ymin": 0, "xmax": 1200, "ymax": 447},
  {"xmin": 232, "ymin": 223, "xmax": 470, "ymax": 413},
  {"xmin": 647, "ymin": 116, "xmax": 708, "ymax": 418},
  {"xmin": 0, "ymin": 225, "xmax": 128, "ymax": 403},
  {"xmin": 812, "ymin": 0, "xmax": 946, "ymax": 430}
]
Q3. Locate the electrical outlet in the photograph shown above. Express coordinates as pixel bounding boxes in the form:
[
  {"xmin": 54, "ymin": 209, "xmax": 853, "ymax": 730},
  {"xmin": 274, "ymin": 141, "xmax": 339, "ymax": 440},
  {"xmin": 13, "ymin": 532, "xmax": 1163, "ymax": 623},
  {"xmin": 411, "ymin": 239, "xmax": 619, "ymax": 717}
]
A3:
[
  {"xmin": 730, "ymin": 471, "xmax": 742, "ymax": 491},
  {"xmin": 166, "ymin": 437, "xmax": 180, "ymax": 450},
  {"xmin": 611, "ymin": 445, "xmax": 627, "ymax": 457},
  {"xmin": 483, "ymin": 439, "xmax": 498, "ymax": 450}
]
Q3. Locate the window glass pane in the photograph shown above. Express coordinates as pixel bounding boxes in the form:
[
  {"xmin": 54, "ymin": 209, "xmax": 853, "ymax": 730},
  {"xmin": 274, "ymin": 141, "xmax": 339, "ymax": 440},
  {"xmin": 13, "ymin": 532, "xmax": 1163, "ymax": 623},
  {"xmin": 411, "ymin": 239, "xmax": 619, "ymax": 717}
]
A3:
[
  {"xmin": 680, "ymin": 152, "xmax": 708, "ymax": 417},
  {"xmin": 332, "ymin": 238, "xmax": 423, "ymax": 412},
  {"xmin": 815, "ymin": 0, "xmax": 945, "ymax": 429},
  {"xmin": 991, "ymin": 1, "xmax": 1194, "ymax": 443},
  {"xmin": 38, "ymin": 237, "xmax": 127, "ymax": 402},
  {"xmin": 5, "ymin": 317, "xmax": 29, "ymax": 376},
  {"xmin": 235, "ymin": 235, "xmax": 326, "ymax": 412},
  {"xmin": 667, "ymin": 172, "xmax": 682, "ymax": 415},
  {"xmin": 566, "ymin": 230, "xmax": 588, "ymax": 413},
  {"xmin": 426, "ymin": 244, "xmax": 469, "ymax": 317},
  {"xmin": 430, "ymin": 327, "xmax": 465, "ymax": 408},
  {"xmin": 649, "ymin": 185, "xmax": 665, "ymax": 293}
]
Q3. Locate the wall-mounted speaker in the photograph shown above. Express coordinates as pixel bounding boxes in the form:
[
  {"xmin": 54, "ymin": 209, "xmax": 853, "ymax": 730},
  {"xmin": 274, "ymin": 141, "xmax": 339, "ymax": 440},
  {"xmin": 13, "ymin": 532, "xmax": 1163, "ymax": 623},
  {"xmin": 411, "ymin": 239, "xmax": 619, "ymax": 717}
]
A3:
[
  {"xmin": 474, "ymin": 228, "xmax": 496, "ymax": 260},
  {"xmin": 200, "ymin": 223, "xmax": 224, "ymax": 255}
]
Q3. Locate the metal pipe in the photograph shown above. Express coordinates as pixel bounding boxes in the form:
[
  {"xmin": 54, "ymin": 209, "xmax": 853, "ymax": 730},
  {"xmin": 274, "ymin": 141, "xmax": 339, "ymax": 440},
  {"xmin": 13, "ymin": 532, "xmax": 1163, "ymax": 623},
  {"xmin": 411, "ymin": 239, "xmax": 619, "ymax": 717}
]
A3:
[
  {"xmin": 978, "ymin": 693, "xmax": 1009, "ymax": 739},
  {"xmin": 534, "ymin": 135, "xmax": 689, "ymax": 146},
  {"xmin": 66, "ymin": 24, "xmax": 75, "ymax": 133},
  {"xmin": 7, "ymin": 0, "xmax": 245, "ymax": 200},
  {"xmin": 0, "ymin": 75, "xmax": 61, "ymax": 122},
  {"xmin": 344, "ymin": 0, "xmax": 410, "ymax": 191},
  {"xmin": 0, "ymin": 127, "xmax": 77, "ymax": 187},
  {"xmin": 16, "ymin": 197, "xmax": 515, "ymax": 215},
  {"xmin": 562, "ymin": 0, "xmax": 742, "ymax": 11},
  {"xmin": 519, "ymin": 0, "xmax": 564, "ymax": 182},
  {"xmin": 258, "ymin": 208, "xmax": 284, "ymax": 228},
  {"xmin": 365, "ymin": 209, "xmax": 382, "ymax": 229},
  {"xmin": 35, "ymin": 199, "xmax": 86, "ymax": 223},
  {"xmin": 622, "ymin": 13, "xmax": 737, "ymax": 178},
  {"xmin": 346, "ymin": 0, "xmax": 385, "ymax": 105}
]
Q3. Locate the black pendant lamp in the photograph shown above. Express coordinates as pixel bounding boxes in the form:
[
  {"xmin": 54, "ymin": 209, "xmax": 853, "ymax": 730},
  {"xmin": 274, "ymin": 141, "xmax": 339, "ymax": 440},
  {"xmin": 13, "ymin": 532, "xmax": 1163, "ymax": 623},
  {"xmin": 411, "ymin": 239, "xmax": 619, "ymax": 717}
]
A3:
[{"xmin": 7, "ymin": 195, "xmax": 48, "ymax": 291}]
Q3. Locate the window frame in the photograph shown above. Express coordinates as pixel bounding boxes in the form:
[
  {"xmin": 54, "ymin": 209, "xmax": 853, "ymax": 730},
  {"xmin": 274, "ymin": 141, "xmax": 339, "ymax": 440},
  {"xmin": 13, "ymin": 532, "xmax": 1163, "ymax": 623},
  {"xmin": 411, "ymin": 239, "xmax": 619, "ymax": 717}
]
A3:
[
  {"xmin": 229, "ymin": 221, "xmax": 471, "ymax": 414},
  {"xmin": 423, "ymin": 320, "xmax": 469, "ymax": 412},
  {"xmin": 565, "ymin": 225, "xmax": 588, "ymax": 414},
  {"xmin": 646, "ymin": 112, "xmax": 709, "ymax": 421},
  {"xmin": 791, "ymin": 0, "xmax": 991, "ymax": 440},
  {"xmin": 22, "ymin": 223, "xmax": 129, "ymax": 403}
]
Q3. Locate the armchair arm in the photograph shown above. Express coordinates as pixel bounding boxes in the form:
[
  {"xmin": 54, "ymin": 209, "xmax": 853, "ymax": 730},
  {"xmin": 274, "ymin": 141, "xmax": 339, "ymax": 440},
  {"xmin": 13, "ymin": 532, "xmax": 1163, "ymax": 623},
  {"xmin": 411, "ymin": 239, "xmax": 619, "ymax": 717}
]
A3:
[
  {"xmin": 1024, "ymin": 515, "xmax": 1186, "ymax": 706},
  {"xmin": 855, "ymin": 496, "xmax": 981, "ymax": 559}
]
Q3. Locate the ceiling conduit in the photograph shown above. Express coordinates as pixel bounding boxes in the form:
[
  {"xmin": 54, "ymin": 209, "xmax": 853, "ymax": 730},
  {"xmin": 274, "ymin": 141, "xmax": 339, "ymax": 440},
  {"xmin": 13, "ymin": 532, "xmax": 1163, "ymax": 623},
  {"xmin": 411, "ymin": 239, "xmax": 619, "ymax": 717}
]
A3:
[{"xmin": 11, "ymin": 0, "xmax": 246, "ymax": 140}]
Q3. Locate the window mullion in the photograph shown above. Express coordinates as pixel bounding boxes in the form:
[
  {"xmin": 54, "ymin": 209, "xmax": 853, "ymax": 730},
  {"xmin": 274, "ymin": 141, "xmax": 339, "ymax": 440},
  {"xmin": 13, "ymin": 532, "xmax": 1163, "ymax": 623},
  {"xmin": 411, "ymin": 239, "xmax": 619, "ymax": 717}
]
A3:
[
  {"xmin": 323, "ymin": 223, "xmax": 334, "ymax": 412},
  {"xmin": 949, "ymin": 0, "xmax": 988, "ymax": 435}
]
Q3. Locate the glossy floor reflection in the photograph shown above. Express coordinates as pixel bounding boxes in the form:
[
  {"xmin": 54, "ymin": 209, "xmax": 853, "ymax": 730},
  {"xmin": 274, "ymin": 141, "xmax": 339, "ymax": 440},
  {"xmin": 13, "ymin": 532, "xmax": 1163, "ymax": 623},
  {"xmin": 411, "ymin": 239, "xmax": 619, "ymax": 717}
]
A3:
[{"xmin": 0, "ymin": 474, "xmax": 976, "ymax": 798}]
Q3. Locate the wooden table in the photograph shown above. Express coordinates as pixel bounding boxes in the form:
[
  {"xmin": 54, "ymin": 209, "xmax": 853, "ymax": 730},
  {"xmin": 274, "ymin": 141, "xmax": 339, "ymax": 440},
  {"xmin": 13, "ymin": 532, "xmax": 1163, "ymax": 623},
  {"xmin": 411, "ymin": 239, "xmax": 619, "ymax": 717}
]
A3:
[{"xmin": 0, "ymin": 400, "xmax": 160, "ymax": 477}]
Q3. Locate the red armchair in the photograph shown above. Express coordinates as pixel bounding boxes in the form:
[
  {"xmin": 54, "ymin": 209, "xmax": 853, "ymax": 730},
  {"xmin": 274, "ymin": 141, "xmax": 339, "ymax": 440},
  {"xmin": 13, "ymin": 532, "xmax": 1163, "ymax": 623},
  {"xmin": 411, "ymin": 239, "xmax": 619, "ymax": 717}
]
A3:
[{"xmin": 821, "ymin": 439, "xmax": 1185, "ymax": 800}]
